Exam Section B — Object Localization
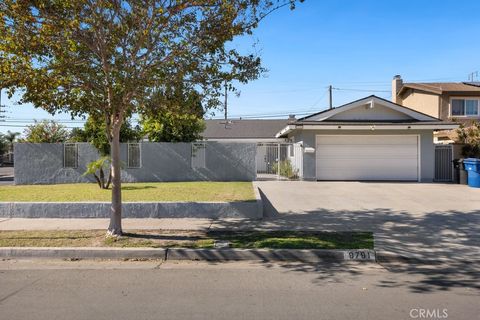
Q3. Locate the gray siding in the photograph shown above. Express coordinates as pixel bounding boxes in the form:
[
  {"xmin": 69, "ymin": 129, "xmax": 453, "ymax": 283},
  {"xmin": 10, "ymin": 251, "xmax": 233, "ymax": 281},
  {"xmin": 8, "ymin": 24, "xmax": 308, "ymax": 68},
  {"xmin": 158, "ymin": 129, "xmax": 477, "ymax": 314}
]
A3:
[
  {"xmin": 289, "ymin": 130, "xmax": 435, "ymax": 182},
  {"xmin": 14, "ymin": 142, "xmax": 256, "ymax": 184}
]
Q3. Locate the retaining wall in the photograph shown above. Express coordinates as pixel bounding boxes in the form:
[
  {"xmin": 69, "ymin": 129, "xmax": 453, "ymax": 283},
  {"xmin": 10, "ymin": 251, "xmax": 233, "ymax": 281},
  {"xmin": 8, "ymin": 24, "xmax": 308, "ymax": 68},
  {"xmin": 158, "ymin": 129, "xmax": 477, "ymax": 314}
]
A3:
[{"xmin": 0, "ymin": 200, "xmax": 262, "ymax": 219}]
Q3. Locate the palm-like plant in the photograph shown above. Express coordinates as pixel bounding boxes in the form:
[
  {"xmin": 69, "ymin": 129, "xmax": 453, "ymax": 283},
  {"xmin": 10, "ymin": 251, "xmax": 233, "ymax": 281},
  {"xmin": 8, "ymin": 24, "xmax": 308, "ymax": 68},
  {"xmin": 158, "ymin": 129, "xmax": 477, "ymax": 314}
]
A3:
[{"xmin": 4, "ymin": 131, "xmax": 20, "ymax": 153}]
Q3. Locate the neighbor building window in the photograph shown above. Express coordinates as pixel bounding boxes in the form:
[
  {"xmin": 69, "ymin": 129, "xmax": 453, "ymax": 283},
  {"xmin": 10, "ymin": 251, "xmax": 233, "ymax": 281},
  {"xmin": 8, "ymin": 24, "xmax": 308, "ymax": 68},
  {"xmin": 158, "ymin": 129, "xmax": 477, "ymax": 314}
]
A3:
[
  {"xmin": 191, "ymin": 143, "xmax": 206, "ymax": 168},
  {"xmin": 64, "ymin": 143, "xmax": 78, "ymax": 168},
  {"xmin": 127, "ymin": 143, "xmax": 141, "ymax": 168},
  {"xmin": 451, "ymin": 98, "xmax": 479, "ymax": 116}
]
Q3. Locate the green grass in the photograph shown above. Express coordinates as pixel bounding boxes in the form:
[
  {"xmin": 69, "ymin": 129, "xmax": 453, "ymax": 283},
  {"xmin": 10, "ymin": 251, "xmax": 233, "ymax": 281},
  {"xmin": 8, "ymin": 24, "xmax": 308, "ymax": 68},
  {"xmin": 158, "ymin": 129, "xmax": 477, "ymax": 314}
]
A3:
[
  {"xmin": 0, "ymin": 182, "xmax": 255, "ymax": 202},
  {"xmin": 0, "ymin": 230, "xmax": 373, "ymax": 250}
]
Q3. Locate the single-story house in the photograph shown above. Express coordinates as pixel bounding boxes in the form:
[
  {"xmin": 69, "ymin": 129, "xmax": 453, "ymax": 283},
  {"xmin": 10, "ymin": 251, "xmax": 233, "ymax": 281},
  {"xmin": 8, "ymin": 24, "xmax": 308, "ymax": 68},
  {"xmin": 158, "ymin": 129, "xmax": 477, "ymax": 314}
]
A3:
[
  {"xmin": 275, "ymin": 95, "xmax": 458, "ymax": 182},
  {"xmin": 202, "ymin": 118, "xmax": 293, "ymax": 143}
]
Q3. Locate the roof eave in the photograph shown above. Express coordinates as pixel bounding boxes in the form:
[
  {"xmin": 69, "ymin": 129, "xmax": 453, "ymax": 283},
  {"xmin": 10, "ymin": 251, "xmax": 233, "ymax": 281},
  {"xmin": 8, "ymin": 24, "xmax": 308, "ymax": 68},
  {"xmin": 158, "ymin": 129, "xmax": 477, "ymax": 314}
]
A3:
[{"xmin": 275, "ymin": 125, "xmax": 296, "ymax": 138}]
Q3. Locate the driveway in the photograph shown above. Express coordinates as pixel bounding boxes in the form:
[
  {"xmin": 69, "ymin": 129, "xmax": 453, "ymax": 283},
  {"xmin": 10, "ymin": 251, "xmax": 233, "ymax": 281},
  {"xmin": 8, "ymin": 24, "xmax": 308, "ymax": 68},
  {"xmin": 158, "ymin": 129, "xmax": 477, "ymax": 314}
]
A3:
[
  {"xmin": 0, "ymin": 166, "xmax": 14, "ymax": 185},
  {"xmin": 242, "ymin": 181, "xmax": 480, "ymax": 261}
]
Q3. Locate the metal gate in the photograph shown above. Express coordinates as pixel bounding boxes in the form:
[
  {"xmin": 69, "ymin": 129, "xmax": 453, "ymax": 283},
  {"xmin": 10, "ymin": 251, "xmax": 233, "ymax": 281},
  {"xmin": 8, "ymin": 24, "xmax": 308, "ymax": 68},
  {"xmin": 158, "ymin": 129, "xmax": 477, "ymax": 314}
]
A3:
[
  {"xmin": 434, "ymin": 144, "xmax": 453, "ymax": 182},
  {"xmin": 256, "ymin": 143, "xmax": 303, "ymax": 180}
]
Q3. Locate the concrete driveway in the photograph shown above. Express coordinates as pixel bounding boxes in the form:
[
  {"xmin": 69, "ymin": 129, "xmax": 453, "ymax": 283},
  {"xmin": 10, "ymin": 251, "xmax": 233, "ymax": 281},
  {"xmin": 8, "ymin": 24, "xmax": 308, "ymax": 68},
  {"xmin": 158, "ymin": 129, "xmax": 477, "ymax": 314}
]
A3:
[{"xmin": 245, "ymin": 181, "xmax": 480, "ymax": 261}]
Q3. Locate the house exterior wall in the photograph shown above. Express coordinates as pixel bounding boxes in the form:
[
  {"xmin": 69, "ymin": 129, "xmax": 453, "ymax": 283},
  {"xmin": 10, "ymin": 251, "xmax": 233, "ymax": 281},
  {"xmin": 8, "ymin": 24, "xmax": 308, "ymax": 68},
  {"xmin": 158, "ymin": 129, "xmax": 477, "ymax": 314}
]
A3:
[
  {"xmin": 14, "ymin": 142, "xmax": 256, "ymax": 185},
  {"xmin": 439, "ymin": 92, "xmax": 480, "ymax": 124},
  {"xmin": 400, "ymin": 89, "xmax": 480, "ymax": 124},
  {"xmin": 289, "ymin": 130, "xmax": 435, "ymax": 182},
  {"xmin": 401, "ymin": 91, "xmax": 440, "ymax": 118}
]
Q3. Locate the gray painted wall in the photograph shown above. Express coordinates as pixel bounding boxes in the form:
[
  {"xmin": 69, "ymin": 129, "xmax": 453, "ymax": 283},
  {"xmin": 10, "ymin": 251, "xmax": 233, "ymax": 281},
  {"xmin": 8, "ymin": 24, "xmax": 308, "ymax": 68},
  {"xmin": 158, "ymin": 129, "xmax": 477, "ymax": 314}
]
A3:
[
  {"xmin": 290, "ymin": 130, "xmax": 435, "ymax": 182},
  {"xmin": 14, "ymin": 142, "xmax": 256, "ymax": 184}
]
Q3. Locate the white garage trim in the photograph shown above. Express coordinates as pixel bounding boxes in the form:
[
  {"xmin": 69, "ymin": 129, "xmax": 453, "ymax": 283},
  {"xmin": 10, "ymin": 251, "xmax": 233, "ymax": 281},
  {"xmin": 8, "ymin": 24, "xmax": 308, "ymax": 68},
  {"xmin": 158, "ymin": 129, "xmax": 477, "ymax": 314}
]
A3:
[{"xmin": 315, "ymin": 134, "xmax": 421, "ymax": 182}]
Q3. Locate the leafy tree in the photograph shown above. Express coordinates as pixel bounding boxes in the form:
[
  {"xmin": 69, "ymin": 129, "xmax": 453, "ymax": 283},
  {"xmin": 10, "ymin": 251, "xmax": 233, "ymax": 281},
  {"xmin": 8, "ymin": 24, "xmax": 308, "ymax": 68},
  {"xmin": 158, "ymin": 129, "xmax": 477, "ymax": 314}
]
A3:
[
  {"xmin": 142, "ymin": 112, "xmax": 205, "ymax": 142},
  {"xmin": 3, "ymin": 130, "xmax": 20, "ymax": 153},
  {"xmin": 70, "ymin": 116, "xmax": 142, "ymax": 156},
  {"xmin": 141, "ymin": 84, "xmax": 206, "ymax": 142},
  {"xmin": 456, "ymin": 121, "xmax": 480, "ymax": 157},
  {"xmin": 0, "ymin": 135, "xmax": 8, "ymax": 158},
  {"xmin": 1, "ymin": 0, "xmax": 303, "ymax": 236},
  {"xmin": 22, "ymin": 120, "xmax": 69, "ymax": 143}
]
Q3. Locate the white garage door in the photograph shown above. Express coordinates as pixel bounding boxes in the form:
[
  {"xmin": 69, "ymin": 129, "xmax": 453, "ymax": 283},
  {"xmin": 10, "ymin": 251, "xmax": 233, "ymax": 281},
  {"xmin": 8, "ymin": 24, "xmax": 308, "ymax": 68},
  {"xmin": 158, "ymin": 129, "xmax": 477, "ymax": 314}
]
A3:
[{"xmin": 316, "ymin": 135, "xmax": 419, "ymax": 181}]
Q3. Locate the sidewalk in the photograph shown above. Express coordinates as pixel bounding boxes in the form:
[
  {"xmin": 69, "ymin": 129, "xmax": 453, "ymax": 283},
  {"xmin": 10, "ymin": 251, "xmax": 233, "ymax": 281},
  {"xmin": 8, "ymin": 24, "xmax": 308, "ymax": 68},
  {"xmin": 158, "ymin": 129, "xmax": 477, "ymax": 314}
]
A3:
[{"xmin": 0, "ymin": 218, "xmax": 217, "ymax": 231}]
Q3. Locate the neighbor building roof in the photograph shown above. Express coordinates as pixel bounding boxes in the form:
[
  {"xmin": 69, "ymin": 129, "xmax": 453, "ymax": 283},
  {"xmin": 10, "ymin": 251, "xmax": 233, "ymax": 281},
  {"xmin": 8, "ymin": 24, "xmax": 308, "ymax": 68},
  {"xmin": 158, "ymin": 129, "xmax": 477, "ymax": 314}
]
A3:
[
  {"xmin": 202, "ymin": 119, "xmax": 291, "ymax": 139},
  {"xmin": 398, "ymin": 82, "xmax": 480, "ymax": 95}
]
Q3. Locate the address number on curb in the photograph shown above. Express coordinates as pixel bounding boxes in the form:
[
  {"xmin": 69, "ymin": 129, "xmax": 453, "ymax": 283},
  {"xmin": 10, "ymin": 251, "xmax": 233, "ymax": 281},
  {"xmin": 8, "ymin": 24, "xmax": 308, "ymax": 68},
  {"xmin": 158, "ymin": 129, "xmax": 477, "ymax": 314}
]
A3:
[{"xmin": 344, "ymin": 250, "xmax": 375, "ymax": 261}]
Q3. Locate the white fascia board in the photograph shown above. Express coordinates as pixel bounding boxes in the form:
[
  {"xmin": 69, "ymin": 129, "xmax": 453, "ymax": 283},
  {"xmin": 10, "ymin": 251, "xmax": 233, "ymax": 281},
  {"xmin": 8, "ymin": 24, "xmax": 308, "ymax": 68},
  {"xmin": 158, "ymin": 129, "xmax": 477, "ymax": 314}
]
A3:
[
  {"xmin": 275, "ymin": 125, "xmax": 296, "ymax": 138},
  {"xmin": 299, "ymin": 124, "xmax": 459, "ymax": 130}
]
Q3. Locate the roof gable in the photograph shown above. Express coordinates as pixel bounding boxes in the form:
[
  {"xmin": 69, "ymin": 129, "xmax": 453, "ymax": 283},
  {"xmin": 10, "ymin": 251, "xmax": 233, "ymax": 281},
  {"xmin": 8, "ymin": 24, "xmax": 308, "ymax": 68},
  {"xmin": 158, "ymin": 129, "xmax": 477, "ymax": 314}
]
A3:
[{"xmin": 299, "ymin": 95, "xmax": 440, "ymax": 123}]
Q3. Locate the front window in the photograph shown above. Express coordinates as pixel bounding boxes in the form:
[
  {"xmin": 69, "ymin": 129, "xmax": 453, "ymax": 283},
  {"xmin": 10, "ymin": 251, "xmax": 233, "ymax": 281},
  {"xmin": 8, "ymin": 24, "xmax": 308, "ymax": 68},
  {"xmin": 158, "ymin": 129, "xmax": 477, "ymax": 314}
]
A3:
[
  {"xmin": 127, "ymin": 143, "xmax": 141, "ymax": 168},
  {"xmin": 451, "ymin": 98, "xmax": 479, "ymax": 117},
  {"xmin": 64, "ymin": 143, "xmax": 78, "ymax": 168}
]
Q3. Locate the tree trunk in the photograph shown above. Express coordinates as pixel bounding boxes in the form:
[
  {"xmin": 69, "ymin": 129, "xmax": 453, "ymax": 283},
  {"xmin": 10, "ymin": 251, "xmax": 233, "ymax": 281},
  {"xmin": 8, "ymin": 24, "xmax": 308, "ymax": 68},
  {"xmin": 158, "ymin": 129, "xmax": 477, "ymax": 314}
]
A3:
[{"xmin": 107, "ymin": 124, "xmax": 122, "ymax": 236}]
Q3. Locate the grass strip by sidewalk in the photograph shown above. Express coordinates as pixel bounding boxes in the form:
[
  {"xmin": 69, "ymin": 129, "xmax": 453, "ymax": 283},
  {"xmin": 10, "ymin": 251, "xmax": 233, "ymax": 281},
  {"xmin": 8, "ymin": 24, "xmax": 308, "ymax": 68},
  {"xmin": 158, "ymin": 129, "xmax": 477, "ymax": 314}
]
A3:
[
  {"xmin": 0, "ymin": 230, "xmax": 373, "ymax": 249},
  {"xmin": 0, "ymin": 182, "xmax": 255, "ymax": 202}
]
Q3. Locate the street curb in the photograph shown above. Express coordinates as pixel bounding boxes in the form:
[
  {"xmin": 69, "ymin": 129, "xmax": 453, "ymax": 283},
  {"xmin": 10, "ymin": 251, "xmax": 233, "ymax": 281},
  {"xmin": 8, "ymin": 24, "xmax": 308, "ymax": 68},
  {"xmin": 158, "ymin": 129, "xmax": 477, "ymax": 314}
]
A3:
[
  {"xmin": 374, "ymin": 251, "xmax": 479, "ymax": 264},
  {"xmin": 0, "ymin": 247, "xmax": 167, "ymax": 260},
  {"xmin": 166, "ymin": 248, "xmax": 357, "ymax": 262},
  {"xmin": 0, "ymin": 247, "xmax": 376, "ymax": 263}
]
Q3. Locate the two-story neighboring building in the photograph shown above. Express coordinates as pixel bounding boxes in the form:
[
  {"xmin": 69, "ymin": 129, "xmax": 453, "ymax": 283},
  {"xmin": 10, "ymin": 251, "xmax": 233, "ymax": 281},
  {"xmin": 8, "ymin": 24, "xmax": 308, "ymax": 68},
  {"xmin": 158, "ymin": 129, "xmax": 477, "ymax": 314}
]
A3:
[
  {"xmin": 391, "ymin": 75, "xmax": 480, "ymax": 143},
  {"xmin": 392, "ymin": 75, "xmax": 480, "ymax": 123}
]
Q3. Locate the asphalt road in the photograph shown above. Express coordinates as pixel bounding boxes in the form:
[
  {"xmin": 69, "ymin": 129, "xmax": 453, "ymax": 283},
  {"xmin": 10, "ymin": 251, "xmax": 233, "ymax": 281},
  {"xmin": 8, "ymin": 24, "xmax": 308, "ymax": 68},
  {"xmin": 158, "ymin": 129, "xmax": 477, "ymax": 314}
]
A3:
[{"xmin": 0, "ymin": 259, "xmax": 479, "ymax": 320}]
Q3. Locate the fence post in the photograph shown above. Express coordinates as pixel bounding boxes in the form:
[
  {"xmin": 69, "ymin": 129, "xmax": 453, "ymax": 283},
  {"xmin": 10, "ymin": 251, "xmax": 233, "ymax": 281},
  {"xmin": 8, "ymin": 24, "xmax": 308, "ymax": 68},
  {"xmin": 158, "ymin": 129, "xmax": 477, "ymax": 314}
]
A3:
[{"xmin": 277, "ymin": 143, "xmax": 280, "ymax": 178}]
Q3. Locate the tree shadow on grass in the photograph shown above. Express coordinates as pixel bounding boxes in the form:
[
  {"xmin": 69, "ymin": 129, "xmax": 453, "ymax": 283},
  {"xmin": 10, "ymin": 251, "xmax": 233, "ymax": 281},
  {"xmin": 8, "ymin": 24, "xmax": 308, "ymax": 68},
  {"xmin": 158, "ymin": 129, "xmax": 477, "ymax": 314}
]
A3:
[
  {"xmin": 121, "ymin": 186, "xmax": 156, "ymax": 191},
  {"xmin": 122, "ymin": 232, "xmax": 203, "ymax": 241}
]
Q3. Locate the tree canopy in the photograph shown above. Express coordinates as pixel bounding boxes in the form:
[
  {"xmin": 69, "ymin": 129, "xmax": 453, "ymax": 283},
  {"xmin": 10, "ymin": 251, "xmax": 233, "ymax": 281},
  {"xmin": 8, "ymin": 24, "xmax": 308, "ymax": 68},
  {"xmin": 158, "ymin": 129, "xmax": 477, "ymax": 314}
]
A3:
[
  {"xmin": 22, "ymin": 120, "xmax": 70, "ymax": 143},
  {"xmin": 70, "ymin": 116, "xmax": 142, "ymax": 155}
]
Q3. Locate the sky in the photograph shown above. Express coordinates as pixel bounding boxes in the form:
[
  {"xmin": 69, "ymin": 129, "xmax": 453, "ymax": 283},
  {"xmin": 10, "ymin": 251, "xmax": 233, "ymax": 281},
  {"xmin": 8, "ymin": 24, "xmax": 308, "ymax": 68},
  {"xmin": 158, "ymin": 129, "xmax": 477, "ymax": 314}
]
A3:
[{"xmin": 2, "ymin": 0, "xmax": 480, "ymax": 134}]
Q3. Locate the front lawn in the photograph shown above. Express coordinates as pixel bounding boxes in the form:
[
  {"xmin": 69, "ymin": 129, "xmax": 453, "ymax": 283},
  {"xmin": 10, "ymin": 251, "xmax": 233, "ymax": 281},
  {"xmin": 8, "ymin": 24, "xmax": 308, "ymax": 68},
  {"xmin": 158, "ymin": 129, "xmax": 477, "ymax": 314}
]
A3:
[
  {"xmin": 0, "ymin": 182, "xmax": 254, "ymax": 202},
  {"xmin": 0, "ymin": 230, "xmax": 374, "ymax": 249}
]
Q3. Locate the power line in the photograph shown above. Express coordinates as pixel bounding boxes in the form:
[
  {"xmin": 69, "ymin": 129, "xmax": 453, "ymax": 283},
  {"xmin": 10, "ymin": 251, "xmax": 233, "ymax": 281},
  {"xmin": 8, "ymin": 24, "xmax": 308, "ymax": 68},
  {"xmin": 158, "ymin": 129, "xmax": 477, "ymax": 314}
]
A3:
[{"xmin": 333, "ymin": 87, "xmax": 391, "ymax": 93}]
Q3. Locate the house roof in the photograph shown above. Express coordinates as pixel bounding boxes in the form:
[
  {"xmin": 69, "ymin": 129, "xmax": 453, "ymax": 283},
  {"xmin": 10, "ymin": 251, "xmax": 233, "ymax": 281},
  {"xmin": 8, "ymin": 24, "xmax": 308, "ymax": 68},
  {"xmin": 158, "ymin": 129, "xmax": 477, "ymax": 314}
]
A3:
[
  {"xmin": 202, "ymin": 119, "xmax": 291, "ymax": 139},
  {"xmin": 398, "ymin": 82, "xmax": 480, "ymax": 96},
  {"xmin": 275, "ymin": 95, "xmax": 458, "ymax": 138},
  {"xmin": 297, "ymin": 95, "xmax": 442, "ymax": 122}
]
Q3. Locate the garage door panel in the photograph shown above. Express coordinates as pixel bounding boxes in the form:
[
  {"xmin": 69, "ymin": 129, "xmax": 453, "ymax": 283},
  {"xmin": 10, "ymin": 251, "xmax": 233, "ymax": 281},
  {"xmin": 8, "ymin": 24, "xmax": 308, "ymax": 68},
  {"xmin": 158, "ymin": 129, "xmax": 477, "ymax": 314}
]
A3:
[
  {"xmin": 316, "ymin": 135, "xmax": 419, "ymax": 181},
  {"xmin": 317, "ymin": 168, "xmax": 418, "ymax": 180},
  {"xmin": 317, "ymin": 135, "xmax": 417, "ymax": 145},
  {"xmin": 317, "ymin": 158, "xmax": 418, "ymax": 168},
  {"xmin": 316, "ymin": 146, "xmax": 418, "ymax": 158}
]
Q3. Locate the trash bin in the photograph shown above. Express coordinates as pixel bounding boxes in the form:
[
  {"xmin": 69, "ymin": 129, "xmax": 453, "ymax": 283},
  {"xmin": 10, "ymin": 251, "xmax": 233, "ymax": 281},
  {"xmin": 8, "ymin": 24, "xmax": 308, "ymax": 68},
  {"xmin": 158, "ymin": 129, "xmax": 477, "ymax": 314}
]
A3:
[
  {"xmin": 463, "ymin": 158, "xmax": 480, "ymax": 188},
  {"xmin": 452, "ymin": 159, "xmax": 461, "ymax": 184},
  {"xmin": 459, "ymin": 159, "xmax": 468, "ymax": 185}
]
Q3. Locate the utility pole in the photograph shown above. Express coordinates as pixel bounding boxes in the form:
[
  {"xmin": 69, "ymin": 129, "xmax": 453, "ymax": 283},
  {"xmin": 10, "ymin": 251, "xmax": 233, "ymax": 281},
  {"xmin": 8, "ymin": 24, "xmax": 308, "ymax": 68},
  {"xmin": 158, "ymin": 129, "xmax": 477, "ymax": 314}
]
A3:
[
  {"xmin": 468, "ymin": 71, "xmax": 479, "ymax": 82},
  {"xmin": 224, "ymin": 80, "xmax": 228, "ymax": 121},
  {"xmin": 328, "ymin": 85, "xmax": 333, "ymax": 109},
  {"xmin": 0, "ymin": 88, "xmax": 5, "ymax": 121}
]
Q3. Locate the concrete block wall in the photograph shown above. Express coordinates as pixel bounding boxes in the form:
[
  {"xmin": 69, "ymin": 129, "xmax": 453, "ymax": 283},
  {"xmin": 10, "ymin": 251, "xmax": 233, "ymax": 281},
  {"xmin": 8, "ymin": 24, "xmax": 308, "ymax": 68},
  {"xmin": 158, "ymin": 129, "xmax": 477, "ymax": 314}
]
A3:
[{"xmin": 14, "ymin": 142, "xmax": 256, "ymax": 184}]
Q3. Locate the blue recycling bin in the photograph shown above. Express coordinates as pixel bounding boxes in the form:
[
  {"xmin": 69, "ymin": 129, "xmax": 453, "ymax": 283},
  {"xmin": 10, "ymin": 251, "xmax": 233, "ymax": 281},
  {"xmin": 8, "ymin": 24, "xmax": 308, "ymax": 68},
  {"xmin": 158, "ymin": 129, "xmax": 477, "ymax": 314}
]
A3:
[{"xmin": 463, "ymin": 158, "xmax": 480, "ymax": 188}]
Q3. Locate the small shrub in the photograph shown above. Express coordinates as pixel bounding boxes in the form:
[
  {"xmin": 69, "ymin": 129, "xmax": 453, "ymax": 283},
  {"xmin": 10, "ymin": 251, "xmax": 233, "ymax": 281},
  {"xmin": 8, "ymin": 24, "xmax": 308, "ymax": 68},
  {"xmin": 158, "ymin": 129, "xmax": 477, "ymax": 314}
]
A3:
[{"xmin": 272, "ymin": 160, "xmax": 299, "ymax": 179}]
